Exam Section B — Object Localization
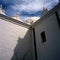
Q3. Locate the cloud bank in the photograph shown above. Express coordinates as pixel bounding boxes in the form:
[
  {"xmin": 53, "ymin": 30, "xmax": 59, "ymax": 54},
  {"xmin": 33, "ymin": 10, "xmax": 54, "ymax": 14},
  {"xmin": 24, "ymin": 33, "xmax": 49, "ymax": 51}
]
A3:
[
  {"xmin": 0, "ymin": 0, "xmax": 59, "ymax": 21},
  {"xmin": 11, "ymin": 0, "xmax": 59, "ymax": 12}
]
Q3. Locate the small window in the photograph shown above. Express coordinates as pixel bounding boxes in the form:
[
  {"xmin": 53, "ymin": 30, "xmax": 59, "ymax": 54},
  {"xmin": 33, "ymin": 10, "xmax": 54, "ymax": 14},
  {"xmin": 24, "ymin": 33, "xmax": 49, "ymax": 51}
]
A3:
[{"xmin": 41, "ymin": 31, "xmax": 46, "ymax": 43}]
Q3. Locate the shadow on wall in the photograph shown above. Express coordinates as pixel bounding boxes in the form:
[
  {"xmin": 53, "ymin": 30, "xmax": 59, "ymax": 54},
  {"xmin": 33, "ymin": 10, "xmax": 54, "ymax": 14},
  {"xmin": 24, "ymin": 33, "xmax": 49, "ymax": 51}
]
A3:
[{"xmin": 11, "ymin": 30, "xmax": 33, "ymax": 60}]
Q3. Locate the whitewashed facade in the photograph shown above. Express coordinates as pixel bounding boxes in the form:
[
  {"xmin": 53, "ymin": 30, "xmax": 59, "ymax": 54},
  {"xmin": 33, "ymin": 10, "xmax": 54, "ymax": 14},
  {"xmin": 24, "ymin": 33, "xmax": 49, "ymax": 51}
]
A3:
[
  {"xmin": 0, "ymin": 14, "xmax": 33, "ymax": 60},
  {"xmin": 32, "ymin": 3, "xmax": 60, "ymax": 60}
]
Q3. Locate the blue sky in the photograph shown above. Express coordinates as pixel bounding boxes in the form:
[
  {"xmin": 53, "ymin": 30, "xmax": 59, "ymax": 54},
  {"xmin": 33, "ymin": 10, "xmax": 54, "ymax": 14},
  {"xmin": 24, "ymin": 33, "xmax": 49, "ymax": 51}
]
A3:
[{"xmin": 0, "ymin": 0, "xmax": 59, "ymax": 21}]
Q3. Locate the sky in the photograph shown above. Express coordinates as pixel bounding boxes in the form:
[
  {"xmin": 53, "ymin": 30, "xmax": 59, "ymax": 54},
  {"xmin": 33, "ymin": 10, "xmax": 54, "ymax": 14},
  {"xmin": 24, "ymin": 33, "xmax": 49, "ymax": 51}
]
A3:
[{"xmin": 0, "ymin": 0, "xmax": 59, "ymax": 21}]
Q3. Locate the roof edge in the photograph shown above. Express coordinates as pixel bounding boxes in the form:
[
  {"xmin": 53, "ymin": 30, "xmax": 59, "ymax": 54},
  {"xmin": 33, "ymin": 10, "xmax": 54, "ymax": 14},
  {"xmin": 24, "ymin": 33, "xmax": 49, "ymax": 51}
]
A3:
[{"xmin": 0, "ymin": 14, "xmax": 31, "ymax": 28}]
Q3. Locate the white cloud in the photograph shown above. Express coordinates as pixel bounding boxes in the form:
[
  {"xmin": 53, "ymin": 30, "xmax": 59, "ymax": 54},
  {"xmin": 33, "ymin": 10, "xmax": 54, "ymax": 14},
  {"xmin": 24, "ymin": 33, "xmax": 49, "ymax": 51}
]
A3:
[
  {"xmin": 43, "ymin": 0, "xmax": 59, "ymax": 10},
  {"xmin": 21, "ymin": 16, "xmax": 40, "ymax": 21},
  {"xmin": 12, "ymin": 3, "xmax": 39, "ymax": 12},
  {"xmin": 10, "ymin": 0, "xmax": 59, "ymax": 21},
  {"xmin": 11, "ymin": 0, "xmax": 59, "ymax": 13},
  {"xmin": 11, "ymin": 0, "xmax": 44, "ymax": 13}
]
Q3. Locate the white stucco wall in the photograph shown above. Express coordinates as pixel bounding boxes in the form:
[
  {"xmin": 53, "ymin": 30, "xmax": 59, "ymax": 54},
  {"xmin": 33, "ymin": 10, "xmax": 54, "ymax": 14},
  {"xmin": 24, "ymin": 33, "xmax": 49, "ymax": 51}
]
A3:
[
  {"xmin": 35, "ymin": 13, "xmax": 60, "ymax": 60},
  {"xmin": 0, "ymin": 19, "xmax": 33, "ymax": 60}
]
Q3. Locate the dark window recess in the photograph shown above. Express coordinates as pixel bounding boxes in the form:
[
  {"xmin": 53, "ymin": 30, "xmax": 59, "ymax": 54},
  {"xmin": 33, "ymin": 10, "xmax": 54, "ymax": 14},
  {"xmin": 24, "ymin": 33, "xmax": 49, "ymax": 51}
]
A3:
[
  {"xmin": 41, "ymin": 31, "xmax": 46, "ymax": 43},
  {"xmin": 55, "ymin": 11, "xmax": 60, "ymax": 27}
]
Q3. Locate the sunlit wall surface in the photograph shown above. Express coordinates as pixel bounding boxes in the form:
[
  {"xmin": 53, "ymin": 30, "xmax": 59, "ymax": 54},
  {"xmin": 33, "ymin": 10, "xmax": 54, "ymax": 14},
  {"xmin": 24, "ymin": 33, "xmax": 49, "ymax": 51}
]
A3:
[{"xmin": 0, "ymin": 19, "xmax": 33, "ymax": 60}]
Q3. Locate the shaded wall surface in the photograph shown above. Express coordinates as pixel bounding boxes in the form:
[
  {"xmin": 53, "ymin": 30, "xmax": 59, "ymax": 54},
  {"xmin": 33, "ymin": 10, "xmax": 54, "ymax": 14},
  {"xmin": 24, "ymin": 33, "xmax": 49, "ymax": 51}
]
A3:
[
  {"xmin": 35, "ymin": 10, "xmax": 60, "ymax": 60},
  {"xmin": 0, "ymin": 19, "xmax": 33, "ymax": 60}
]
